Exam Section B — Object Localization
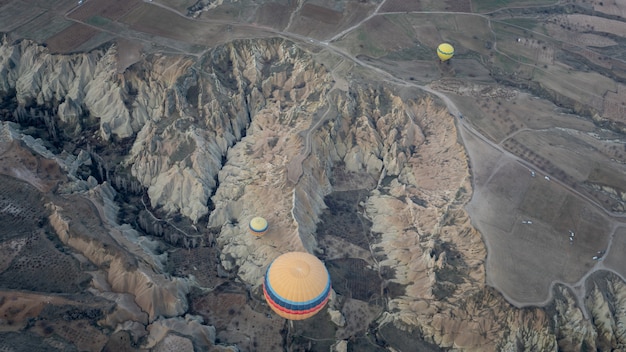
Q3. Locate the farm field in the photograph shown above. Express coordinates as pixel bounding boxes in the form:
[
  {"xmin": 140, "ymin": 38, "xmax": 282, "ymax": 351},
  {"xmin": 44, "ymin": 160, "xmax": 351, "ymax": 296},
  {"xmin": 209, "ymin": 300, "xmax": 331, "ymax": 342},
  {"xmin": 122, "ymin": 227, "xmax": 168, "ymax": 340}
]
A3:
[{"xmin": 472, "ymin": 0, "xmax": 557, "ymax": 13}]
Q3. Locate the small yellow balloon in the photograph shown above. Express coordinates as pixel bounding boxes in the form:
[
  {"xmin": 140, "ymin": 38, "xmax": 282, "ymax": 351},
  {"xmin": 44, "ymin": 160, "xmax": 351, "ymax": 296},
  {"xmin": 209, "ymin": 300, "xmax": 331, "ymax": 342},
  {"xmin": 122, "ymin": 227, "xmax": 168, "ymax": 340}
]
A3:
[
  {"xmin": 249, "ymin": 217, "xmax": 268, "ymax": 237},
  {"xmin": 437, "ymin": 43, "xmax": 454, "ymax": 61}
]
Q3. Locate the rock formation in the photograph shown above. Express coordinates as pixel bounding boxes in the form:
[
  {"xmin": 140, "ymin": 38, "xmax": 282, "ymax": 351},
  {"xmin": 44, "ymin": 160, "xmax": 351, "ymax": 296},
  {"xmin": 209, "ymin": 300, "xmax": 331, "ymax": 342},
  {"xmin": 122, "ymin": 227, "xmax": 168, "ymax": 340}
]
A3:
[{"xmin": 3, "ymin": 35, "xmax": 626, "ymax": 350}]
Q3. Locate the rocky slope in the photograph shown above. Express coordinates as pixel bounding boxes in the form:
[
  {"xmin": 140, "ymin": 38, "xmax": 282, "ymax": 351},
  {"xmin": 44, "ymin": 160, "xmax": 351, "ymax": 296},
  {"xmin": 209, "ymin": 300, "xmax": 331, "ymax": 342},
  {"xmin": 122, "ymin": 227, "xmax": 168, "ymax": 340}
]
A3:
[{"xmin": 2, "ymin": 36, "xmax": 626, "ymax": 350}]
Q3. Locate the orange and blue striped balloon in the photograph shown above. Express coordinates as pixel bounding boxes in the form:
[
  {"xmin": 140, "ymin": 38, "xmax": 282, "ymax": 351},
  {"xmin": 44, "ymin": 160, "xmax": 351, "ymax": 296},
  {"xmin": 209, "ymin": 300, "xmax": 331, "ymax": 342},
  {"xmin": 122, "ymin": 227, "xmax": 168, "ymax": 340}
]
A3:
[{"xmin": 263, "ymin": 252, "xmax": 331, "ymax": 320}]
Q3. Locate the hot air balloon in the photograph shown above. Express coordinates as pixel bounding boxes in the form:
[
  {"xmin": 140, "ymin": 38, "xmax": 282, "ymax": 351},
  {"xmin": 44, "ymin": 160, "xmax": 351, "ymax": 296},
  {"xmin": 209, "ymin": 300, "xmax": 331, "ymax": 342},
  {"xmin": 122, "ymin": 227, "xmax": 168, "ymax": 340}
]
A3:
[
  {"xmin": 437, "ymin": 43, "xmax": 454, "ymax": 61},
  {"xmin": 249, "ymin": 217, "xmax": 268, "ymax": 237},
  {"xmin": 263, "ymin": 252, "xmax": 331, "ymax": 320}
]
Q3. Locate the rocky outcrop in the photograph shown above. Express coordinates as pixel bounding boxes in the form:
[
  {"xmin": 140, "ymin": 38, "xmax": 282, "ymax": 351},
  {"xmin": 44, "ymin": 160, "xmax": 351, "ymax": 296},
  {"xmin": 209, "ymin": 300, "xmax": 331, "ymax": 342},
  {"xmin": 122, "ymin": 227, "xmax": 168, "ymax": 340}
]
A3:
[
  {"xmin": 6, "ymin": 35, "xmax": 626, "ymax": 351},
  {"xmin": 144, "ymin": 314, "xmax": 216, "ymax": 350},
  {"xmin": 579, "ymin": 273, "xmax": 626, "ymax": 351},
  {"xmin": 47, "ymin": 184, "xmax": 190, "ymax": 321},
  {"xmin": 0, "ymin": 37, "xmax": 135, "ymax": 138}
]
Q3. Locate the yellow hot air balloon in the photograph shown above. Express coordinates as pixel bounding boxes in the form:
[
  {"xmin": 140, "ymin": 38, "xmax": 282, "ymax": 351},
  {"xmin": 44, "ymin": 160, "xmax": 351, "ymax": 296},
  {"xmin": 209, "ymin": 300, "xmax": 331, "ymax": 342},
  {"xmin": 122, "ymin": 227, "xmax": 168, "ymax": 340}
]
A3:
[
  {"xmin": 437, "ymin": 43, "xmax": 454, "ymax": 61},
  {"xmin": 249, "ymin": 217, "xmax": 268, "ymax": 237},
  {"xmin": 263, "ymin": 252, "xmax": 332, "ymax": 320}
]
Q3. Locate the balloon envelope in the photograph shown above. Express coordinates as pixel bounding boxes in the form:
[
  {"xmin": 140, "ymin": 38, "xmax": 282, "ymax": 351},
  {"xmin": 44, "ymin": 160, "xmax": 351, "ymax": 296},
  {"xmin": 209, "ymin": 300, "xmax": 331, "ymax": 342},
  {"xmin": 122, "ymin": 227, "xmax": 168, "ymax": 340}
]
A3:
[
  {"xmin": 249, "ymin": 217, "xmax": 268, "ymax": 237},
  {"xmin": 263, "ymin": 252, "xmax": 331, "ymax": 320},
  {"xmin": 437, "ymin": 43, "xmax": 454, "ymax": 61}
]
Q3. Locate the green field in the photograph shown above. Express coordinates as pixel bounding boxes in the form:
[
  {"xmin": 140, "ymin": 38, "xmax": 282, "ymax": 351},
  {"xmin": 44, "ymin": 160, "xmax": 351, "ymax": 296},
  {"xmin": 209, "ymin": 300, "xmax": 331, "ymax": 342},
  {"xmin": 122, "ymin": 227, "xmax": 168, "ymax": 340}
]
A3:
[
  {"xmin": 0, "ymin": 1, "xmax": 45, "ymax": 32},
  {"xmin": 472, "ymin": 0, "xmax": 558, "ymax": 13},
  {"xmin": 533, "ymin": 67, "xmax": 614, "ymax": 107},
  {"xmin": 159, "ymin": 0, "xmax": 197, "ymax": 13},
  {"xmin": 12, "ymin": 13, "xmax": 73, "ymax": 43},
  {"xmin": 501, "ymin": 17, "xmax": 539, "ymax": 31}
]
